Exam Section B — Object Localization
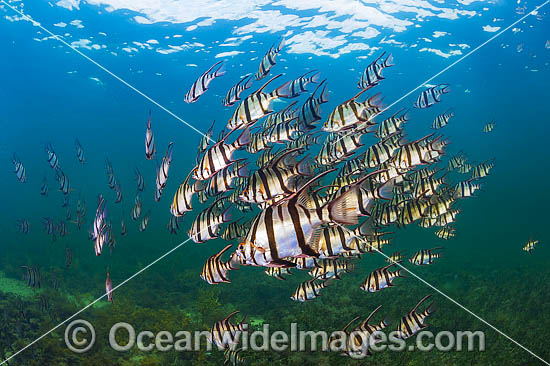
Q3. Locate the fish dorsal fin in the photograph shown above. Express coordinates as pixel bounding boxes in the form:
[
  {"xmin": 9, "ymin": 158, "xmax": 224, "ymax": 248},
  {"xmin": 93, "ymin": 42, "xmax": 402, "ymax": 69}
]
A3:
[
  {"xmin": 311, "ymin": 79, "xmax": 327, "ymax": 96},
  {"xmin": 412, "ymin": 294, "xmax": 432, "ymax": 314},
  {"xmin": 224, "ymin": 310, "xmax": 240, "ymax": 324},
  {"xmin": 342, "ymin": 85, "xmax": 375, "ymax": 105},
  {"xmin": 216, "ymin": 244, "xmax": 233, "ymax": 259},
  {"xmin": 203, "ymin": 60, "xmax": 224, "ymax": 78},
  {"xmin": 269, "ymin": 147, "xmax": 303, "ymax": 168},
  {"xmin": 361, "ymin": 304, "xmax": 383, "ymax": 328},
  {"xmin": 342, "ymin": 316, "xmax": 361, "ymax": 334},
  {"xmin": 285, "ymin": 169, "xmax": 336, "ymax": 204},
  {"xmin": 256, "ymin": 74, "xmax": 282, "ymax": 94}
]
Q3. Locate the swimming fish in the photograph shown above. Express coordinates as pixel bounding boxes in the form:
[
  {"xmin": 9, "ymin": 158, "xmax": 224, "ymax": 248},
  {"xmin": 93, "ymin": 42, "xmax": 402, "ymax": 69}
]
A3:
[
  {"xmin": 414, "ymin": 84, "xmax": 450, "ymax": 109},
  {"xmin": 431, "ymin": 109, "xmax": 454, "ymax": 129},
  {"xmin": 360, "ymin": 262, "xmax": 404, "ymax": 292},
  {"xmin": 358, "ymin": 51, "xmax": 394, "ymax": 89},
  {"xmin": 75, "ymin": 138, "xmax": 85, "ymax": 164},
  {"xmin": 323, "ymin": 88, "xmax": 381, "ymax": 133},
  {"xmin": 185, "ymin": 61, "xmax": 226, "ymax": 103},
  {"xmin": 171, "ymin": 171, "xmax": 197, "ymax": 216},
  {"xmin": 188, "ymin": 199, "xmax": 232, "ymax": 243},
  {"xmin": 395, "ymin": 295, "xmax": 434, "ymax": 339},
  {"xmin": 154, "ymin": 142, "xmax": 174, "ymax": 201},
  {"xmin": 265, "ymin": 267, "xmax": 293, "ymax": 281},
  {"xmin": 134, "ymin": 167, "xmax": 145, "ymax": 192},
  {"xmin": 65, "ymin": 247, "xmax": 73, "ymax": 268},
  {"xmin": 201, "ymin": 244, "xmax": 239, "ymax": 284},
  {"xmin": 209, "ymin": 311, "xmax": 247, "ymax": 349},
  {"xmin": 223, "ymin": 74, "xmax": 253, "ymax": 107},
  {"xmin": 255, "ymin": 38, "xmax": 285, "ymax": 80},
  {"xmin": 278, "ymin": 70, "xmax": 322, "ymax": 98},
  {"xmin": 223, "ymin": 348, "xmax": 244, "ymax": 366},
  {"xmin": 45, "ymin": 143, "xmax": 60, "ymax": 171},
  {"xmin": 21, "ymin": 265, "xmax": 41, "ymax": 288},
  {"xmin": 131, "ymin": 195, "xmax": 142, "ymax": 220},
  {"xmin": 291, "ymin": 277, "xmax": 330, "ymax": 302},
  {"xmin": 139, "ymin": 210, "xmax": 151, "ymax": 232},
  {"xmin": 409, "ymin": 247, "xmax": 443, "ymax": 265},
  {"xmin": 145, "ymin": 111, "xmax": 156, "ymax": 160},
  {"xmin": 16, "ymin": 219, "xmax": 30, "ymax": 234},
  {"xmin": 105, "ymin": 270, "xmax": 113, "ymax": 302},
  {"xmin": 523, "ymin": 238, "xmax": 539, "ymax": 254},
  {"xmin": 12, "ymin": 154, "xmax": 27, "ymax": 183},
  {"xmin": 483, "ymin": 121, "xmax": 495, "ymax": 133},
  {"xmin": 296, "ymin": 80, "xmax": 329, "ymax": 130}
]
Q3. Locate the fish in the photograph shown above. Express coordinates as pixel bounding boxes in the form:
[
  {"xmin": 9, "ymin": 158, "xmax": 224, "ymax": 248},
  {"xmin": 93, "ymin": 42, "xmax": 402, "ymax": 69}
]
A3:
[
  {"xmin": 265, "ymin": 267, "xmax": 292, "ymax": 280},
  {"xmin": 209, "ymin": 311, "xmax": 247, "ymax": 349},
  {"xmin": 194, "ymin": 127, "xmax": 251, "ymax": 180},
  {"xmin": 278, "ymin": 70, "xmax": 322, "ymax": 98},
  {"xmin": 45, "ymin": 143, "xmax": 60, "ymax": 170},
  {"xmin": 171, "ymin": 171, "xmax": 197, "ymax": 216},
  {"xmin": 185, "ymin": 60, "xmax": 226, "ymax": 103},
  {"xmin": 200, "ymin": 244, "xmax": 239, "ymax": 284},
  {"xmin": 205, "ymin": 161, "xmax": 249, "ymax": 197},
  {"xmin": 188, "ymin": 199, "xmax": 232, "ymax": 243},
  {"xmin": 414, "ymin": 84, "xmax": 450, "ymax": 109},
  {"xmin": 223, "ymin": 74, "xmax": 253, "ymax": 106},
  {"xmin": 131, "ymin": 195, "xmax": 142, "ymax": 220},
  {"xmin": 376, "ymin": 109, "xmax": 409, "ymax": 139},
  {"xmin": 309, "ymin": 259, "xmax": 354, "ymax": 280},
  {"xmin": 360, "ymin": 262, "xmax": 404, "ymax": 292},
  {"xmin": 154, "ymin": 142, "xmax": 174, "ymax": 201},
  {"xmin": 167, "ymin": 215, "xmax": 182, "ymax": 235},
  {"xmin": 197, "ymin": 120, "xmax": 216, "ymax": 161},
  {"xmin": 435, "ymin": 226, "xmax": 455, "ymax": 239},
  {"xmin": 145, "ymin": 111, "xmax": 156, "ymax": 160},
  {"xmin": 21, "ymin": 266, "xmax": 41, "ymax": 288},
  {"xmin": 139, "ymin": 210, "xmax": 151, "ymax": 232},
  {"xmin": 291, "ymin": 277, "xmax": 330, "ymax": 302},
  {"xmin": 221, "ymin": 218, "xmax": 251, "ymax": 241},
  {"xmin": 482, "ymin": 121, "xmax": 495, "ymax": 133},
  {"xmin": 523, "ymin": 238, "xmax": 539, "ymax": 254},
  {"xmin": 42, "ymin": 217, "xmax": 57, "ymax": 241},
  {"xmin": 453, "ymin": 179, "xmax": 480, "ymax": 199},
  {"xmin": 236, "ymin": 170, "xmax": 369, "ymax": 267},
  {"xmin": 121, "ymin": 216, "xmax": 127, "ymax": 236},
  {"xmin": 40, "ymin": 176, "xmax": 48, "ymax": 196},
  {"xmin": 16, "ymin": 219, "xmax": 30, "ymax": 234},
  {"xmin": 115, "ymin": 181, "xmax": 123, "ymax": 203},
  {"xmin": 65, "ymin": 247, "xmax": 73, "ymax": 268},
  {"xmin": 323, "ymin": 88, "xmax": 381, "ymax": 133},
  {"xmin": 409, "ymin": 247, "xmax": 443, "ymax": 265},
  {"xmin": 134, "ymin": 167, "xmax": 145, "ymax": 192},
  {"xmin": 470, "ymin": 159, "xmax": 495, "ymax": 179},
  {"xmin": 55, "ymin": 169, "xmax": 71, "ymax": 195},
  {"xmin": 358, "ymin": 51, "xmax": 394, "ymax": 89},
  {"xmin": 12, "ymin": 154, "xmax": 27, "ymax": 183},
  {"xmin": 39, "ymin": 295, "xmax": 50, "ymax": 313},
  {"xmin": 263, "ymin": 101, "xmax": 298, "ymax": 129},
  {"xmin": 105, "ymin": 270, "xmax": 113, "ymax": 302},
  {"xmin": 224, "ymin": 348, "xmax": 244, "ymax": 366},
  {"xmin": 431, "ymin": 109, "xmax": 454, "ymax": 129},
  {"xmin": 386, "ymin": 251, "xmax": 407, "ymax": 263},
  {"xmin": 227, "ymin": 75, "xmax": 292, "ymax": 130},
  {"xmin": 297, "ymin": 80, "xmax": 329, "ymax": 130},
  {"xmin": 57, "ymin": 219, "xmax": 67, "ymax": 237},
  {"xmin": 255, "ymin": 38, "xmax": 285, "ymax": 80},
  {"xmin": 395, "ymin": 295, "xmax": 434, "ymax": 339},
  {"xmin": 75, "ymin": 138, "xmax": 85, "ymax": 164}
]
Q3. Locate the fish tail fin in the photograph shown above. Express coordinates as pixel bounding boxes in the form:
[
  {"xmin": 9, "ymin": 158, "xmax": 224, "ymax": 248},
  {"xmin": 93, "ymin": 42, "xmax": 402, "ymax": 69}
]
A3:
[
  {"xmin": 214, "ymin": 62, "xmax": 226, "ymax": 77},
  {"xmin": 309, "ymin": 70, "xmax": 322, "ymax": 84},
  {"xmin": 233, "ymin": 127, "xmax": 251, "ymax": 149},
  {"xmin": 377, "ymin": 178, "xmax": 396, "ymax": 200},
  {"xmin": 366, "ymin": 92, "xmax": 384, "ymax": 109},
  {"xmin": 237, "ymin": 163, "xmax": 249, "ymax": 178},
  {"xmin": 273, "ymin": 80, "xmax": 293, "ymax": 98},
  {"xmin": 440, "ymin": 84, "xmax": 451, "ymax": 94},
  {"xmin": 222, "ymin": 206, "xmax": 232, "ymax": 223},
  {"xmin": 244, "ymin": 74, "xmax": 254, "ymax": 88},
  {"xmin": 318, "ymin": 83, "xmax": 329, "ymax": 103},
  {"xmin": 383, "ymin": 53, "xmax": 394, "ymax": 67},
  {"xmin": 295, "ymin": 154, "xmax": 312, "ymax": 176}
]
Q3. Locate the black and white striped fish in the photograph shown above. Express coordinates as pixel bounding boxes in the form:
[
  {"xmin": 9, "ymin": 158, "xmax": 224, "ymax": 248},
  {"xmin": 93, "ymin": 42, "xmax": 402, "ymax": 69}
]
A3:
[
  {"xmin": 483, "ymin": 121, "xmax": 495, "ymax": 133},
  {"xmin": 205, "ymin": 161, "xmax": 248, "ymax": 197},
  {"xmin": 323, "ymin": 87, "xmax": 381, "ymax": 132},
  {"xmin": 263, "ymin": 101, "xmax": 298, "ymax": 129},
  {"xmin": 40, "ymin": 176, "xmax": 48, "ymax": 196},
  {"xmin": 431, "ymin": 109, "xmax": 454, "ymax": 129},
  {"xmin": 223, "ymin": 74, "xmax": 253, "ymax": 106},
  {"xmin": 265, "ymin": 267, "xmax": 292, "ymax": 280},
  {"xmin": 21, "ymin": 266, "xmax": 41, "ymax": 288},
  {"xmin": 139, "ymin": 210, "xmax": 151, "ymax": 232},
  {"xmin": 45, "ymin": 143, "xmax": 60, "ymax": 171},
  {"xmin": 201, "ymin": 244, "xmax": 238, "ymax": 284},
  {"xmin": 308, "ymin": 259, "xmax": 354, "ymax": 280},
  {"xmin": 194, "ymin": 127, "xmax": 250, "ymax": 180},
  {"xmin": 278, "ymin": 70, "xmax": 321, "ymax": 98},
  {"xmin": 358, "ymin": 51, "xmax": 394, "ymax": 89},
  {"xmin": 12, "ymin": 154, "xmax": 27, "ymax": 183},
  {"xmin": 171, "ymin": 171, "xmax": 196, "ymax": 216},
  {"xmin": 209, "ymin": 311, "xmax": 247, "ymax": 349},
  {"xmin": 131, "ymin": 195, "xmax": 142, "ymax": 220},
  {"xmin": 188, "ymin": 200, "xmax": 232, "ymax": 243},
  {"xmin": 154, "ymin": 142, "xmax": 173, "ymax": 201},
  {"xmin": 224, "ymin": 348, "xmax": 244, "ymax": 366},
  {"xmin": 185, "ymin": 60, "xmax": 226, "ymax": 103},
  {"xmin": 470, "ymin": 158, "xmax": 495, "ymax": 179},
  {"xmin": 145, "ymin": 111, "xmax": 155, "ymax": 160},
  {"xmin": 291, "ymin": 277, "xmax": 330, "ymax": 302},
  {"xmin": 134, "ymin": 167, "xmax": 145, "ymax": 192},
  {"xmin": 16, "ymin": 218, "xmax": 30, "ymax": 234},
  {"xmin": 296, "ymin": 80, "xmax": 329, "ymax": 130},
  {"xmin": 395, "ymin": 295, "xmax": 434, "ymax": 339},
  {"xmin": 55, "ymin": 169, "xmax": 71, "ymax": 195},
  {"xmin": 197, "ymin": 120, "xmax": 216, "ymax": 161},
  {"xmin": 409, "ymin": 247, "xmax": 443, "ymax": 265},
  {"xmin": 360, "ymin": 262, "xmax": 404, "ymax": 292},
  {"xmin": 255, "ymin": 38, "xmax": 285, "ymax": 80},
  {"xmin": 376, "ymin": 109, "xmax": 408, "ymax": 139},
  {"xmin": 75, "ymin": 138, "xmax": 85, "ymax": 164},
  {"xmin": 414, "ymin": 84, "xmax": 450, "ymax": 109}
]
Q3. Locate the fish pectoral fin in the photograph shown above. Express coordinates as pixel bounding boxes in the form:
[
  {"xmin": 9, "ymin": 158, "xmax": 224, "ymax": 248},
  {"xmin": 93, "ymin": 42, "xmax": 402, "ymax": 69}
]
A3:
[{"xmin": 306, "ymin": 226, "xmax": 323, "ymax": 254}]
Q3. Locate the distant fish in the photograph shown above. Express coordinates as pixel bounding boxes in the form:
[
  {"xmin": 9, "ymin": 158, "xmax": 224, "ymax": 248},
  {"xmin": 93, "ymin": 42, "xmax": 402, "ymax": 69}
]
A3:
[
  {"xmin": 21, "ymin": 265, "xmax": 41, "ymax": 288},
  {"xmin": 139, "ymin": 210, "xmax": 151, "ymax": 232},
  {"xmin": 517, "ymin": 43, "xmax": 524, "ymax": 53},
  {"xmin": 55, "ymin": 169, "xmax": 71, "ymax": 195},
  {"xmin": 323, "ymin": 87, "xmax": 381, "ymax": 132},
  {"xmin": 75, "ymin": 138, "xmax": 85, "ymax": 164},
  {"xmin": 65, "ymin": 247, "xmax": 73, "ymax": 268},
  {"xmin": 57, "ymin": 219, "xmax": 67, "ymax": 237},
  {"xmin": 360, "ymin": 261, "xmax": 404, "ymax": 292},
  {"xmin": 167, "ymin": 215, "xmax": 182, "ymax": 235},
  {"xmin": 414, "ymin": 84, "xmax": 450, "ymax": 109},
  {"xmin": 409, "ymin": 247, "xmax": 443, "ymax": 265},
  {"xmin": 145, "ymin": 111, "xmax": 156, "ymax": 160},
  {"xmin": 255, "ymin": 38, "xmax": 285, "ymax": 81},
  {"xmin": 39, "ymin": 294, "xmax": 50, "ymax": 313},
  {"xmin": 223, "ymin": 74, "xmax": 253, "ymax": 106},
  {"xmin": 16, "ymin": 219, "xmax": 30, "ymax": 234},
  {"xmin": 279, "ymin": 70, "xmax": 322, "ymax": 98},
  {"xmin": 154, "ymin": 142, "xmax": 173, "ymax": 202},
  {"xmin": 45, "ymin": 143, "xmax": 60, "ymax": 171},
  {"xmin": 115, "ymin": 181, "xmax": 123, "ymax": 203},
  {"xmin": 171, "ymin": 171, "xmax": 196, "ymax": 216},
  {"xmin": 121, "ymin": 215, "xmax": 127, "ymax": 236},
  {"xmin": 105, "ymin": 270, "xmax": 113, "ymax": 302},
  {"xmin": 291, "ymin": 277, "xmax": 330, "ymax": 302},
  {"xmin": 265, "ymin": 267, "xmax": 292, "ymax": 281},
  {"xmin": 185, "ymin": 61, "xmax": 226, "ymax": 103},
  {"xmin": 134, "ymin": 167, "xmax": 145, "ymax": 192},
  {"xmin": 42, "ymin": 217, "xmax": 57, "ymax": 241},
  {"xmin": 396, "ymin": 295, "xmax": 434, "ymax": 339},
  {"xmin": 41, "ymin": 176, "xmax": 48, "ymax": 196},
  {"xmin": 483, "ymin": 121, "xmax": 495, "ymax": 133},
  {"xmin": 523, "ymin": 238, "xmax": 539, "ymax": 254},
  {"xmin": 197, "ymin": 120, "xmax": 216, "ymax": 161},
  {"xmin": 431, "ymin": 109, "xmax": 454, "ymax": 129},
  {"xmin": 131, "ymin": 194, "xmax": 142, "ymax": 220},
  {"xmin": 12, "ymin": 154, "xmax": 27, "ymax": 183},
  {"xmin": 358, "ymin": 51, "xmax": 394, "ymax": 89},
  {"xmin": 224, "ymin": 348, "xmax": 244, "ymax": 366}
]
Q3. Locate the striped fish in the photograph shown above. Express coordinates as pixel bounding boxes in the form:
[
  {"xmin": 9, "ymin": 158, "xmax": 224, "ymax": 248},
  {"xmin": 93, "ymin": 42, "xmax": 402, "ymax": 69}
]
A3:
[
  {"xmin": 185, "ymin": 60, "xmax": 226, "ymax": 103},
  {"xmin": 288, "ymin": 256, "xmax": 320, "ymax": 269},
  {"xmin": 387, "ymin": 251, "xmax": 407, "ymax": 264},
  {"xmin": 195, "ymin": 127, "xmax": 250, "ymax": 180},
  {"xmin": 236, "ymin": 170, "xmax": 366, "ymax": 267},
  {"xmin": 121, "ymin": 216, "xmax": 127, "ymax": 236},
  {"xmin": 316, "ymin": 225, "xmax": 363, "ymax": 259},
  {"xmin": 45, "ymin": 143, "xmax": 60, "ymax": 170},
  {"xmin": 41, "ymin": 176, "xmax": 48, "ymax": 196},
  {"xmin": 364, "ymin": 135, "xmax": 402, "ymax": 168},
  {"xmin": 265, "ymin": 267, "xmax": 293, "ymax": 281},
  {"xmin": 395, "ymin": 295, "xmax": 434, "ymax": 339},
  {"xmin": 105, "ymin": 270, "xmax": 113, "ymax": 302},
  {"xmin": 409, "ymin": 247, "xmax": 443, "ymax": 265},
  {"xmin": 360, "ymin": 262, "xmax": 404, "ymax": 292},
  {"xmin": 435, "ymin": 226, "xmax": 455, "ymax": 239},
  {"xmin": 470, "ymin": 159, "xmax": 495, "ymax": 179},
  {"xmin": 12, "ymin": 154, "xmax": 27, "ymax": 183},
  {"xmin": 145, "ymin": 111, "xmax": 155, "ymax": 160},
  {"xmin": 316, "ymin": 133, "xmax": 363, "ymax": 166},
  {"xmin": 453, "ymin": 179, "xmax": 480, "ymax": 199},
  {"xmin": 376, "ymin": 109, "xmax": 408, "ymax": 139},
  {"xmin": 75, "ymin": 138, "xmax": 85, "ymax": 164},
  {"xmin": 414, "ymin": 84, "xmax": 450, "ymax": 109},
  {"xmin": 263, "ymin": 101, "xmax": 298, "ymax": 129},
  {"xmin": 339, "ymin": 305, "xmax": 389, "ymax": 357},
  {"xmin": 323, "ymin": 88, "xmax": 382, "ymax": 132},
  {"xmin": 278, "ymin": 70, "xmax": 321, "ymax": 98},
  {"xmin": 358, "ymin": 51, "xmax": 394, "ymax": 89},
  {"xmin": 308, "ymin": 259, "xmax": 354, "ymax": 280},
  {"xmin": 434, "ymin": 209, "xmax": 459, "ymax": 227},
  {"xmin": 171, "ymin": 171, "xmax": 196, "ymax": 216},
  {"xmin": 188, "ymin": 200, "xmax": 232, "ymax": 243},
  {"xmin": 227, "ymin": 75, "xmax": 291, "ymax": 130},
  {"xmin": 523, "ymin": 238, "xmax": 539, "ymax": 254},
  {"xmin": 457, "ymin": 162, "xmax": 473, "ymax": 174},
  {"xmin": 21, "ymin": 266, "xmax": 41, "ymax": 288},
  {"xmin": 246, "ymin": 129, "xmax": 270, "ymax": 154},
  {"xmin": 255, "ymin": 38, "xmax": 285, "ymax": 80},
  {"xmin": 166, "ymin": 215, "xmax": 182, "ymax": 235},
  {"xmin": 154, "ymin": 142, "xmax": 174, "ymax": 201},
  {"xmin": 483, "ymin": 121, "xmax": 495, "ymax": 133},
  {"xmin": 223, "ymin": 74, "xmax": 253, "ymax": 106},
  {"xmin": 209, "ymin": 311, "xmax": 247, "ymax": 349},
  {"xmin": 131, "ymin": 195, "xmax": 142, "ymax": 220},
  {"xmin": 290, "ymin": 277, "xmax": 330, "ymax": 302},
  {"xmin": 221, "ymin": 218, "xmax": 251, "ymax": 241},
  {"xmin": 55, "ymin": 169, "xmax": 71, "ymax": 195},
  {"xmin": 134, "ymin": 167, "xmax": 145, "ymax": 192},
  {"xmin": 16, "ymin": 219, "xmax": 30, "ymax": 234},
  {"xmin": 447, "ymin": 153, "xmax": 467, "ymax": 172},
  {"xmin": 139, "ymin": 210, "xmax": 151, "ymax": 232},
  {"xmin": 431, "ymin": 109, "xmax": 454, "ymax": 129},
  {"xmin": 224, "ymin": 348, "xmax": 244, "ymax": 366},
  {"xmin": 296, "ymin": 80, "xmax": 329, "ymax": 130},
  {"xmin": 205, "ymin": 161, "xmax": 248, "ymax": 197},
  {"xmin": 201, "ymin": 244, "xmax": 238, "ymax": 284},
  {"xmin": 264, "ymin": 119, "xmax": 303, "ymax": 144},
  {"xmin": 197, "ymin": 120, "xmax": 216, "ymax": 161}
]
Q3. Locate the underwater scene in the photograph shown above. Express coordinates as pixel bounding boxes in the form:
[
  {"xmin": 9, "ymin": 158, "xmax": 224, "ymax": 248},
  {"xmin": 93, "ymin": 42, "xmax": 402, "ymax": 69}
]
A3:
[{"xmin": 1, "ymin": 0, "xmax": 550, "ymax": 365}]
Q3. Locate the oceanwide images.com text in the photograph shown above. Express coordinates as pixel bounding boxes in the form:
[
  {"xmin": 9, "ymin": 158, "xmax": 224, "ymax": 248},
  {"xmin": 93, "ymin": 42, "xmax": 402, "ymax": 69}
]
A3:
[{"xmin": 65, "ymin": 320, "xmax": 485, "ymax": 358}]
